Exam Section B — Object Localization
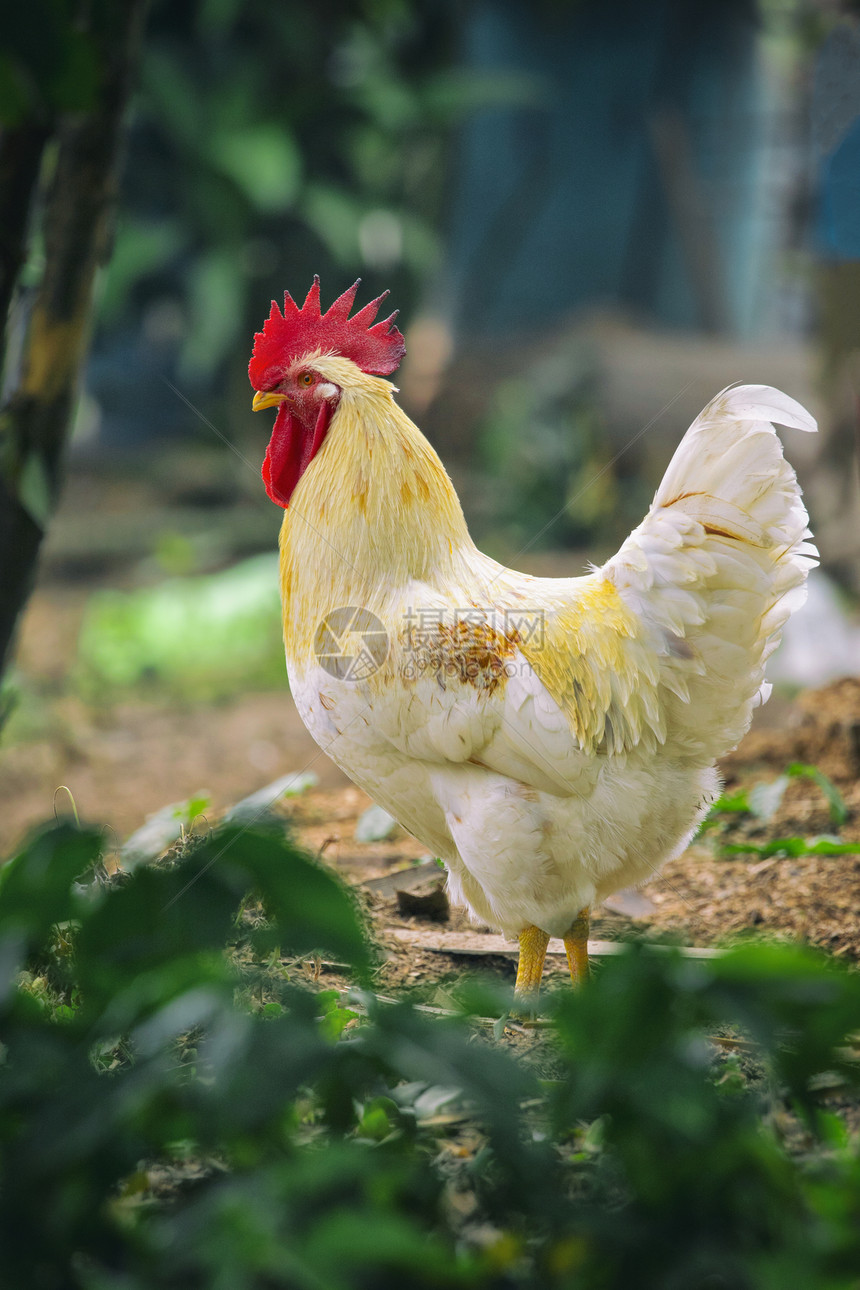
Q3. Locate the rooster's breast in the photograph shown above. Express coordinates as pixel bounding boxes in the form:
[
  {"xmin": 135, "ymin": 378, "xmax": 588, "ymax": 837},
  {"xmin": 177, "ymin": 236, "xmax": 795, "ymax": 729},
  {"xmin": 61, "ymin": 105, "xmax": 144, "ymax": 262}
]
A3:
[{"xmin": 287, "ymin": 660, "xmax": 458, "ymax": 860}]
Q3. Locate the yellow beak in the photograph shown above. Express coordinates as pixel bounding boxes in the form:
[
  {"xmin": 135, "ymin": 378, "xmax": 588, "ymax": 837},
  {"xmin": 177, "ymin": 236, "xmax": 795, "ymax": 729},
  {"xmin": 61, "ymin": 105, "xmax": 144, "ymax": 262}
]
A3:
[{"xmin": 252, "ymin": 390, "xmax": 287, "ymax": 412}]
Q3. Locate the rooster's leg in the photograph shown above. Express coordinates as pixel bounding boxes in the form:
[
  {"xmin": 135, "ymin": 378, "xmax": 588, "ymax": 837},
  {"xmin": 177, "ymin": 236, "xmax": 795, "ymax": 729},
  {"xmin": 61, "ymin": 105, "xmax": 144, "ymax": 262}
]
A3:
[
  {"xmin": 514, "ymin": 925, "xmax": 550, "ymax": 1008},
  {"xmin": 563, "ymin": 908, "xmax": 591, "ymax": 985}
]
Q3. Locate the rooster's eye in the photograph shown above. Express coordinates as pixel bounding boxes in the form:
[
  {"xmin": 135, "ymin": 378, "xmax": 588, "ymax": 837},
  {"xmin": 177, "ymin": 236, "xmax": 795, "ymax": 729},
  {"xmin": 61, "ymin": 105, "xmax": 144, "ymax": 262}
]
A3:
[{"xmin": 298, "ymin": 372, "xmax": 314, "ymax": 387}]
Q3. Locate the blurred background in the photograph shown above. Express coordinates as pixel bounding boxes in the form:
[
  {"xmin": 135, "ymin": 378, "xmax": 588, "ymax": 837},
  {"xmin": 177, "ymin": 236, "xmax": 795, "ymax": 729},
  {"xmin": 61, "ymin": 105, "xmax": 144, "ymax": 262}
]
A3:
[{"xmin": 2, "ymin": 0, "xmax": 859, "ymax": 849}]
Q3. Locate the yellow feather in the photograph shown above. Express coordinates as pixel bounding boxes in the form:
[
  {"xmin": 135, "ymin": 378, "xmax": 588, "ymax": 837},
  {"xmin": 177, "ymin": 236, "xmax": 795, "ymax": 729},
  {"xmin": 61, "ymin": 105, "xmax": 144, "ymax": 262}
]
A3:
[
  {"xmin": 278, "ymin": 356, "xmax": 468, "ymax": 664},
  {"xmin": 519, "ymin": 579, "xmax": 663, "ymax": 753}
]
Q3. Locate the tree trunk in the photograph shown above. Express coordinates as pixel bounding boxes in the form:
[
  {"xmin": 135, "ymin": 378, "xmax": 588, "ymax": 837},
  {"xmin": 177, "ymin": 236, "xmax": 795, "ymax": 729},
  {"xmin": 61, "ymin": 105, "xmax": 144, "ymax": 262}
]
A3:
[
  {"xmin": 0, "ymin": 0, "xmax": 148, "ymax": 683},
  {"xmin": 0, "ymin": 125, "xmax": 51, "ymax": 335}
]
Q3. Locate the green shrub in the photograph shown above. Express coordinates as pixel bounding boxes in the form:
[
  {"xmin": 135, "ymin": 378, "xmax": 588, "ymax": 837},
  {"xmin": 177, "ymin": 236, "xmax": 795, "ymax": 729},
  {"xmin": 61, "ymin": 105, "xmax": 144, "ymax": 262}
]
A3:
[
  {"xmin": 1, "ymin": 821, "xmax": 859, "ymax": 1289},
  {"xmin": 76, "ymin": 556, "xmax": 285, "ymax": 701}
]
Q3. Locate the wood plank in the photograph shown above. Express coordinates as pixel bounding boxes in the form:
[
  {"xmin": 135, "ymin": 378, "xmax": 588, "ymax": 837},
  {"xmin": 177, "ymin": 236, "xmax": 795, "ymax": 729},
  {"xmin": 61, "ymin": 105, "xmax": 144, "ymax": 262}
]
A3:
[{"xmin": 385, "ymin": 927, "xmax": 723, "ymax": 959}]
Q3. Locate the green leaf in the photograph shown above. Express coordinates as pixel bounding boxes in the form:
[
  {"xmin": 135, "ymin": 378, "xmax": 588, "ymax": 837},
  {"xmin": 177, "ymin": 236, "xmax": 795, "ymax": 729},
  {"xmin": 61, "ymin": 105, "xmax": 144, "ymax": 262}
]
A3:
[
  {"xmin": 786, "ymin": 763, "xmax": 848, "ymax": 827},
  {"xmin": 142, "ymin": 48, "xmax": 203, "ymax": 152},
  {"xmin": 212, "ymin": 124, "xmax": 302, "ymax": 212},
  {"xmin": 98, "ymin": 218, "xmax": 185, "ymax": 321},
  {"xmin": 356, "ymin": 1096, "xmax": 397, "ymax": 1140},
  {"xmin": 300, "ymin": 182, "xmax": 363, "ymax": 265},
  {"xmin": 198, "ymin": 826, "xmax": 372, "ymax": 977},
  {"xmin": 171, "ymin": 794, "xmax": 212, "ymax": 827},
  {"xmin": 304, "ymin": 1208, "xmax": 458, "ymax": 1283},
  {"xmin": 701, "ymin": 761, "xmax": 851, "ymax": 838},
  {"xmin": 0, "ymin": 823, "xmax": 102, "ymax": 946},
  {"xmin": 699, "ymin": 788, "xmax": 751, "ymax": 825},
  {"xmin": 74, "ymin": 863, "xmax": 242, "ymax": 1020},
  {"xmin": 181, "ymin": 248, "xmax": 245, "ymax": 377},
  {"xmin": 721, "ymin": 836, "xmax": 860, "ymax": 858}
]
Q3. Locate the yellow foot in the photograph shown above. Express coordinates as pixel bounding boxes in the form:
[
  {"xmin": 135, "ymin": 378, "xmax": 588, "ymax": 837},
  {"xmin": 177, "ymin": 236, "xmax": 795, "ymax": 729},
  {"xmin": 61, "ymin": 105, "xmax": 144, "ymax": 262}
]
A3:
[
  {"xmin": 563, "ymin": 907, "xmax": 590, "ymax": 985},
  {"xmin": 513, "ymin": 924, "xmax": 550, "ymax": 1016}
]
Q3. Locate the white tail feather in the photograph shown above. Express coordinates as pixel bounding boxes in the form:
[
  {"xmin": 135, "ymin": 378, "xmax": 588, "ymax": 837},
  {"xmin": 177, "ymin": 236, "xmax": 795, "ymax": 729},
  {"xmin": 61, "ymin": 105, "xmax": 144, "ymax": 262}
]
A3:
[{"xmin": 604, "ymin": 384, "xmax": 817, "ymax": 763}]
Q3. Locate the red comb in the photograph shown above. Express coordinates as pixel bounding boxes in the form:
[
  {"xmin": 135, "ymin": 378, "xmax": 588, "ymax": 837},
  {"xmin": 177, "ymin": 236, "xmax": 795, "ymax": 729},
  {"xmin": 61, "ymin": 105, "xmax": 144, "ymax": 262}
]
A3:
[{"xmin": 248, "ymin": 277, "xmax": 406, "ymax": 388}]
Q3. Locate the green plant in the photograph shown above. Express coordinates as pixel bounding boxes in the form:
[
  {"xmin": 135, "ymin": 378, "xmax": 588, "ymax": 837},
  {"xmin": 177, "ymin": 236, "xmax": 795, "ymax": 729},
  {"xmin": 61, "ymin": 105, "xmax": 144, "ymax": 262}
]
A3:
[
  {"xmin": 76, "ymin": 555, "xmax": 285, "ymax": 701},
  {"xmin": 698, "ymin": 762, "xmax": 858, "ymax": 859},
  {"xmin": 1, "ymin": 820, "xmax": 859, "ymax": 1289}
]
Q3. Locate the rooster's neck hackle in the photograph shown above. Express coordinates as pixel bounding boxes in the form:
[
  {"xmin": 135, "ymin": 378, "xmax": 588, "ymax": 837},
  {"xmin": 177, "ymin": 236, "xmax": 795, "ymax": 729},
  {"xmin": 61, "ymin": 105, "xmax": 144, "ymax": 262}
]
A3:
[{"xmin": 279, "ymin": 364, "xmax": 472, "ymax": 659}]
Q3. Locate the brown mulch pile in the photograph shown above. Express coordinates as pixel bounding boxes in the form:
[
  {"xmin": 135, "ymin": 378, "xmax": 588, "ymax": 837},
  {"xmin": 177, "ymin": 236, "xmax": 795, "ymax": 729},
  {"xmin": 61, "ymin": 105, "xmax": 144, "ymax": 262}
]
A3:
[{"xmin": 649, "ymin": 677, "xmax": 860, "ymax": 960}]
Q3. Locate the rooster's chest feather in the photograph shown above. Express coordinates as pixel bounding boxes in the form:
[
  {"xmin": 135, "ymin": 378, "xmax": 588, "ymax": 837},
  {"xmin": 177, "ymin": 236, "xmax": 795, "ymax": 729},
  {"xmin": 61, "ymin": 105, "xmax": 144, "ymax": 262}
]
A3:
[{"xmin": 287, "ymin": 661, "xmax": 400, "ymax": 778}]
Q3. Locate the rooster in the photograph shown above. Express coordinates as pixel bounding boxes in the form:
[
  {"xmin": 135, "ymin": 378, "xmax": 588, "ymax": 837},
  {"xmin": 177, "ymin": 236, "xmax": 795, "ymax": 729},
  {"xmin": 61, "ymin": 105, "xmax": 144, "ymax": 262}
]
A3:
[{"xmin": 250, "ymin": 280, "xmax": 816, "ymax": 1002}]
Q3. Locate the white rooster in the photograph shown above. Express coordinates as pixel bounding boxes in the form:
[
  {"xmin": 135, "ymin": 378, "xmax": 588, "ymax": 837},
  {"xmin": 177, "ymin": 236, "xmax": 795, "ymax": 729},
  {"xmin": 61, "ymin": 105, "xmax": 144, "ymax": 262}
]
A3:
[{"xmin": 250, "ymin": 280, "xmax": 817, "ymax": 1001}]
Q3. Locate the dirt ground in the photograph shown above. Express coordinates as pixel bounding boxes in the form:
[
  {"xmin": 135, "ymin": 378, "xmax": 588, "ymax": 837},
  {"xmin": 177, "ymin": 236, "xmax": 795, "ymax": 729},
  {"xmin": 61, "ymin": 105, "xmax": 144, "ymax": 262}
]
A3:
[{"xmin": 3, "ymin": 583, "xmax": 858, "ymax": 987}]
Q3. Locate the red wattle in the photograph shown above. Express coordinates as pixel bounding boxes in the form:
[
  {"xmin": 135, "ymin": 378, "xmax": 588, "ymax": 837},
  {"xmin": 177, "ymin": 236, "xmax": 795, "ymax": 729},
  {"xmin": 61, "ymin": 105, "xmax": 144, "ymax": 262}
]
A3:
[{"xmin": 261, "ymin": 401, "xmax": 332, "ymax": 508}]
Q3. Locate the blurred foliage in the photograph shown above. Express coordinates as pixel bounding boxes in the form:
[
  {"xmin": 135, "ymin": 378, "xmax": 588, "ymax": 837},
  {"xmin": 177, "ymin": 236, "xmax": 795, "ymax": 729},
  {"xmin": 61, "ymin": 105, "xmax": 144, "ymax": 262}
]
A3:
[
  {"xmin": 2, "ymin": 0, "xmax": 481, "ymax": 467},
  {"xmin": 87, "ymin": 0, "xmax": 472, "ymax": 387},
  {"xmin": 5, "ymin": 0, "xmax": 556, "ymax": 495},
  {"xmin": 474, "ymin": 348, "xmax": 647, "ymax": 556},
  {"xmin": 76, "ymin": 553, "xmax": 284, "ymax": 700},
  {"xmin": 2, "ymin": 818, "xmax": 860, "ymax": 1288},
  {"xmin": 0, "ymin": 2, "xmax": 103, "ymax": 124},
  {"xmin": 721, "ymin": 835, "xmax": 860, "ymax": 858}
]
